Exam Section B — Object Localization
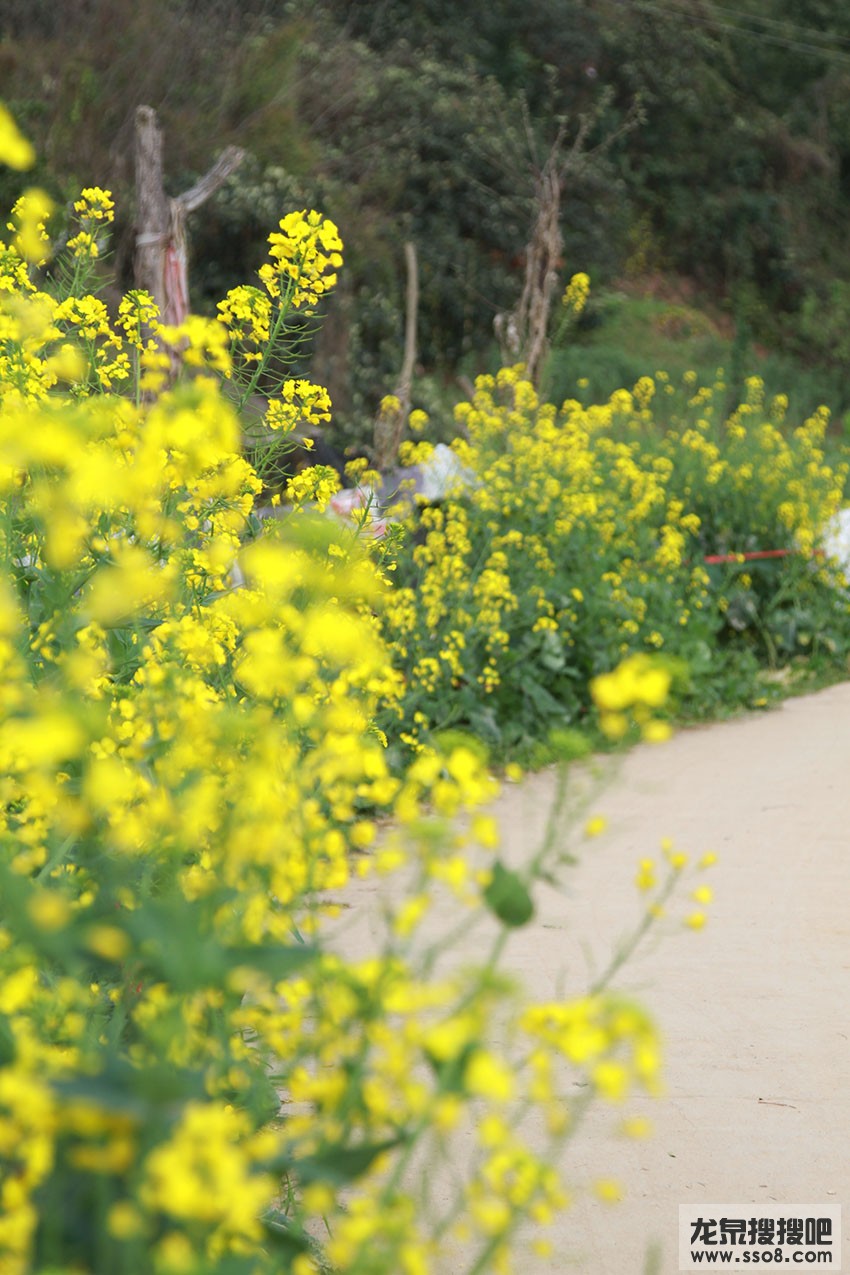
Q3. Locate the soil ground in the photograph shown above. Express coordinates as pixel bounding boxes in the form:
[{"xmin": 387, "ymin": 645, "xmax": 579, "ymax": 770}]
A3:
[{"xmin": 336, "ymin": 681, "xmax": 850, "ymax": 1273}]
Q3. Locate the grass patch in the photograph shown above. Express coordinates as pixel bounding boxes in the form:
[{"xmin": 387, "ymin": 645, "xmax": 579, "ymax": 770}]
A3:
[{"xmin": 544, "ymin": 285, "xmax": 850, "ymax": 432}]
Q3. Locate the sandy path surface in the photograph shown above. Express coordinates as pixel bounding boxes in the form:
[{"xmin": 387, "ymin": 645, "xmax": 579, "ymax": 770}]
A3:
[{"xmin": 337, "ymin": 681, "xmax": 850, "ymax": 1273}]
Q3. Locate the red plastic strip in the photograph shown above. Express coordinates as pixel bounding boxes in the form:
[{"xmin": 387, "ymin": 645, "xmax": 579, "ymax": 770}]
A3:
[{"xmin": 703, "ymin": 549, "xmax": 792, "ymax": 565}]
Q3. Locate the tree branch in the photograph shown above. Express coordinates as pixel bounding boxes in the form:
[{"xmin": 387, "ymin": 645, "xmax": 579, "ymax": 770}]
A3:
[{"xmin": 176, "ymin": 146, "xmax": 246, "ymax": 214}]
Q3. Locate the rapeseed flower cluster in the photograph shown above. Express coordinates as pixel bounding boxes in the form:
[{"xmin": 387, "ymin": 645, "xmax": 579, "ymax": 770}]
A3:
[
  {"xmin": 591, "ymin": 653, "xmax": 673, "ymax": 742},
  {"xmin": 66, "ymin": 187, "xmax": 115, "ymax": 260},
  {"xmin": 383, "ymin": 363, "xmax": 850, "ymax": 758},
  {"xmin": 260, "ymin": 209, "xmax": 343, "ymax": 310},
  {"xmin": 0, "ymin": 110, "xmax": 700, "ymax": 1275},
  {"xmin": 562, "ymin": 271, "xmax": 590, "ymax": 316},
  {"xmin": 7, "ymin": 190, "xmax": 54, "ymax": 266}
]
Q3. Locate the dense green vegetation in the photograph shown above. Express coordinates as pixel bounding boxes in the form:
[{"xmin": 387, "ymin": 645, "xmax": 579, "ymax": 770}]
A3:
[{"xmin": 5, "ymin": 0, "xmax": 850, "ymax": 444}]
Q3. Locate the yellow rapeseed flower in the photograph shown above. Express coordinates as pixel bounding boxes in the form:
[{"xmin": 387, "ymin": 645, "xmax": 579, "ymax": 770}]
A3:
[{"xmin": 0, "ymin": 103, "xmax": 35, "ymax": 169}]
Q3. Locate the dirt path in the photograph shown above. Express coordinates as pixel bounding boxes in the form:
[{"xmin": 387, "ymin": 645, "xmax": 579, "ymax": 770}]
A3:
[
  {"xmin": 494, "ymin": 680, "xmax": 850, "ymax": 1272},
  {"xmin": 338, "ymin": 681, "xmax": 850, "ymax": 1273}
]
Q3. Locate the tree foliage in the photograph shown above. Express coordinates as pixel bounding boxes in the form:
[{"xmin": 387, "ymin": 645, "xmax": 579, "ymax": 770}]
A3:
[{"xmin": 6, "ymin": 0, "xmax": 850, "ymax": 438}]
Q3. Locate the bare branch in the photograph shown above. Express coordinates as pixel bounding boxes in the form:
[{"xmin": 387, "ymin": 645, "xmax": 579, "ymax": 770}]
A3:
[{"xmin": 177, "ymin": 146, "xmax": 246, "ymax": 214}]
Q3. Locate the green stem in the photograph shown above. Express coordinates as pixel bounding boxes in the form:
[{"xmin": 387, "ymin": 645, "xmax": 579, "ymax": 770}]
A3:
[
  {"xmin": 237, "ymin": 274, "xmax": 299, "ymax": 410},
  {"xmin": 36, "ymin": 832, "xmax": 77, "ymax": 880},
  {"xmin": 588, "ymin": 866, "xmax": 682, "ymax": 996},
  {"xmin": 459, "ymin": 1091, "xmax": 594, "ymax": 1275}
]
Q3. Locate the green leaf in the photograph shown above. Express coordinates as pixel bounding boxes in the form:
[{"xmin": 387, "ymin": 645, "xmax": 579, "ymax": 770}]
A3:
[
  {"xmin": 124, "ymin": 900, "xmax": 318, "ymax": 990},
  {"xmin": 282, "ymin": 1137, "xmax": 407, "ymax": 1186},
  {"xmin": 51, "ymin": 1057, "xmax": 207, "ymax": 1118},
  {"xmin": 538, "ymin": 629, "xmax": 566, "ymax": 671},
  {"xmin": 483, "ymin": 861, "xmax": 534, "ymax": 928},
  {"xmin": 424, "ymin": 1041, "xmax": 476, "ymax": 1094},
  {"xmin": 523, "ymin": 679, "xmax": 564, "ymax": 716},
  {"xmin": 0, "ymin": 1014, "xmax": 16, "ymax": 1066},
  {"xmin": 261, "ymin": 1213, "xmax": 311, "ymax": 1258},
  {"xmin": 225, "ymin": 944, "xmax": 320, "ymax": 979}
]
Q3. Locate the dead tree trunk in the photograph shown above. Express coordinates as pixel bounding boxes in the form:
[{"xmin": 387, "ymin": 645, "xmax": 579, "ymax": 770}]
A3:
[
  {"xmin": 134, "ymin": 105, "xmax": 245, "ymax": 330},
  {"xmin": 512, "ymin": 152, "xmax": 563, "ymax": 388},
  {"xmin": 495, "ymin": 117, "xmax": 592, "ymax": 388},
  {"xmin": 134, "ymin": 106, "xmax": 171, "ymax": 317}
]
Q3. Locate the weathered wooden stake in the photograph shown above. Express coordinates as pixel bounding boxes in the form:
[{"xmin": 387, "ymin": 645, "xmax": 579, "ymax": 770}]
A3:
[
  {"xmin": 373, "ymin": 240, "xmax": 419, "ymax": 471},
  {"xmin": 134, "ymin": 105, "xmax": 245, "ymax": 327}
]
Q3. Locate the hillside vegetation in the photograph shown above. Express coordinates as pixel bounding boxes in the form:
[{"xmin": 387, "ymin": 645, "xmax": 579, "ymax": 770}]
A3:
[{"xmin": 5, "ymin": 0, "xmax": 850, "ymax": 442}]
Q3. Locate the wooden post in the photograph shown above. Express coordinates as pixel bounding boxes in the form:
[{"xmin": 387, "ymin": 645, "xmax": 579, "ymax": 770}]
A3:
[
  {"xmin": 134, "ymin": 106, "xmax": 170, "ymax": 315},
  {"xmin": 373, "ymin": 241, "xmax": 418, "ymax": 471},
  {"xmin": 133, "ymin": 105, "xmax": 245, "ymax": 326},
  {"xmin": 397, "ymin": 241, "xmax": 419, "ymax": 422}
]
